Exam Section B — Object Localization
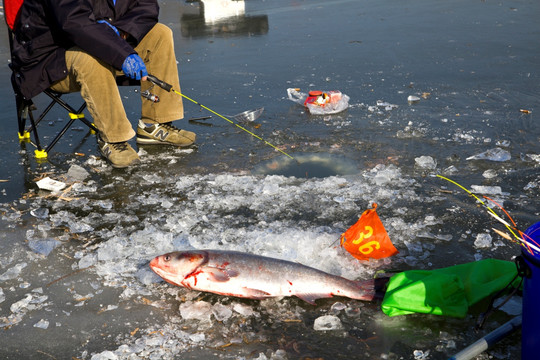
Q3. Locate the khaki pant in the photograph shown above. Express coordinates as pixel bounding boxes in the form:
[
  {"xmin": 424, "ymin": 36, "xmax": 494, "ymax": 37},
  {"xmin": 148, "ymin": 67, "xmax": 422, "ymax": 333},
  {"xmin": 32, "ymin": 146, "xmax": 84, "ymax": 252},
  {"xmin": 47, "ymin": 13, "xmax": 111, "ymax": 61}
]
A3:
[{"xmin": 50, "ymin": 23, "xmax": 183, "ymax": 143}]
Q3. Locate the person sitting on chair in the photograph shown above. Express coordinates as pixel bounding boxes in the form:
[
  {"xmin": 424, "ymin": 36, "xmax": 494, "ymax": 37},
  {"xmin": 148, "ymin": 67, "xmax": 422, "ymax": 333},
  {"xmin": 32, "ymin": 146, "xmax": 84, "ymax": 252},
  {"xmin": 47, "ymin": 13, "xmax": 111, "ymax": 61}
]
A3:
[{"xmin": 10, "ymin": 0, "xmax": 195, "ymax": 168}]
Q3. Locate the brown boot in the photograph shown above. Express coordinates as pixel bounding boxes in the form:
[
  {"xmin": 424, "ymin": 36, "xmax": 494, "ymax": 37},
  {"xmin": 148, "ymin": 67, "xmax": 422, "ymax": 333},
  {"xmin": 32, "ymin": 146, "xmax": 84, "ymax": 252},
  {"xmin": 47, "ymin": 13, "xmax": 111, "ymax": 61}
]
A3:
[{"xmin": 97, "ymin": 135, "xmax": 140, "ymax": 168}]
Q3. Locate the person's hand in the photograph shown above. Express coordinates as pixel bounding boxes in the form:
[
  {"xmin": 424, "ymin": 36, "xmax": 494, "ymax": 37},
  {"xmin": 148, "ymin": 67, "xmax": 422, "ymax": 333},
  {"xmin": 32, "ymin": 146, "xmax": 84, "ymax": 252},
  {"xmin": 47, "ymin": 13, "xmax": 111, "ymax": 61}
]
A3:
[
  {"xmin": 97, "ymin": 20, "xmax": 120, "ymax": 36},
  {"xmin": 122, "ymin": 54, "xmax": 148, "ymax": 81}
]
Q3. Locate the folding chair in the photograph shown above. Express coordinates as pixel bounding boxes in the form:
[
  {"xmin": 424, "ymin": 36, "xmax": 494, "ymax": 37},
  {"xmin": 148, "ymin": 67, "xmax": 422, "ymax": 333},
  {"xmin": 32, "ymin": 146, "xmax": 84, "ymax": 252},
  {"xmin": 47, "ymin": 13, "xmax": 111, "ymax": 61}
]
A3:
[{"xmin": 3, "ymin": 0, "xmax": 137, "ymax": 159}]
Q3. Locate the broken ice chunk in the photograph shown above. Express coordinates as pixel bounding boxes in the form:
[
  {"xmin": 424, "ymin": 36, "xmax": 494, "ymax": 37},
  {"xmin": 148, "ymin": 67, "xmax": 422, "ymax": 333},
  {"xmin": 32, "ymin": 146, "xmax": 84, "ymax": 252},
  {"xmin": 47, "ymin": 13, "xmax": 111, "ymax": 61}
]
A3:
[
  {"xmin": 313, "ymin": 315, "xmax": 343, "ymax": 331},
  {"xmin": 27, "ymin": 239, "xmax": 61, "ymax": 256},
  {"xmin": 470, "ymin": 185, "xmax": 504, "ymax": 195},
  {"xmin": 212, "ymin": 303, "xmax": 233, "ymax": 321},
  {"xmin": 0, "ymin": 262, "xmax": 27, "ymax": 281},
  {"xmin": 34, "ymin": 319, "xmax": 49, "ymax": 329},
  {"xmin": 67, "ymin": 164, "xmax": 90, "ymax": 182},
  {"xmin": 179, "ymin": 301, "xmax": 213, "ymax": 322},
  {"xmin": 30, "ymin": 208, "xmax": 49, "ymax": 219},
  {"xmin": 474, "ymin": 233, "xmax": 492, "ymax": 248},
  {"xmin": 466, "ymin": 148, "xmax": 511, "ymax": 162},
  {"xmin": 415, "ymin": 156, "xmax": 437, "ymax": 170},
  {"xmin": 233, "ymin": 303, "xmax": 255, "ymax": 317}
]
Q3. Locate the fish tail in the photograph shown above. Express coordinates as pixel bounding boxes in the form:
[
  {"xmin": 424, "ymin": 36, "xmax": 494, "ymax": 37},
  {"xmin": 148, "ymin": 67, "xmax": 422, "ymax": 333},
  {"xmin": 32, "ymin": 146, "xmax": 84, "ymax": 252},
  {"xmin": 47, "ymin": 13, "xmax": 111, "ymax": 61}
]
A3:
[{"xmin": 353, "ymin": 276, "xmax": 391, "ymax": 301}]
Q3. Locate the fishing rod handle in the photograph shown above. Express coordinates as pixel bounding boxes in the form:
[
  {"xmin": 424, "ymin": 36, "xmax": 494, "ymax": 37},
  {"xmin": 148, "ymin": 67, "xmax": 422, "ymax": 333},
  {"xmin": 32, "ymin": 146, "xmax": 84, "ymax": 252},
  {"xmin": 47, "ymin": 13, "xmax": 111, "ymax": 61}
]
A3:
[{"xmin": 147, "ymin": 74, "xmax": 173, "ymax": 92}]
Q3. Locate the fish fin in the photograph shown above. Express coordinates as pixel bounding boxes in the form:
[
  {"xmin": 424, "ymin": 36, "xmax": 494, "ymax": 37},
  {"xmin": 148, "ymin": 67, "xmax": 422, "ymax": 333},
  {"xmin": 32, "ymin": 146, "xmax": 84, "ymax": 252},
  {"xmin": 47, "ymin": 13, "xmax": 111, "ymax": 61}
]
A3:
[
  {"xmin": 205, "ymin": 268, "xmax": 231, "ymax": 282},
  {"xmin": 204, "ymin": 267, "xmax": 240, "ymax": 282},
  {"xmin": 296, "ymin": 293, "xmax": 333, "ymax": 305},
  {"xmin": 241, "ymin": 287, "xmax": 272, "ymax": 299},
  {"xmin": 353, "ymin": 276, "xmax": 391, "ymax": 301}
]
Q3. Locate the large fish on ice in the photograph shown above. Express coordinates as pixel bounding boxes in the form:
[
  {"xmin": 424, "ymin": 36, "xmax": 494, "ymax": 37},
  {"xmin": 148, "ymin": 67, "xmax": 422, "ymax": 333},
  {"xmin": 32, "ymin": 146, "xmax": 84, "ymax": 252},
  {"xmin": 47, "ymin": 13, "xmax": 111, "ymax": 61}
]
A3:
[{"xmin": 149, "ymin": 250, "xmax": 387, "ymax": 304}]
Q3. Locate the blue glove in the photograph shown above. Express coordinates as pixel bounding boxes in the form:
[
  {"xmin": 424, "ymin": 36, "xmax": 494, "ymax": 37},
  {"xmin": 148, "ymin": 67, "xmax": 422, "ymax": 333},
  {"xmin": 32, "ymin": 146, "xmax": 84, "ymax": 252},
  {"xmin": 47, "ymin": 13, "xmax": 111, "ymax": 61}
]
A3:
[
  {"xmin": 122, "ymin": 54, "xmax": 148, "ymax": 80},
  {"xmin": 97, "ymin": 20, "xmax": 120, "ymax": 36}
]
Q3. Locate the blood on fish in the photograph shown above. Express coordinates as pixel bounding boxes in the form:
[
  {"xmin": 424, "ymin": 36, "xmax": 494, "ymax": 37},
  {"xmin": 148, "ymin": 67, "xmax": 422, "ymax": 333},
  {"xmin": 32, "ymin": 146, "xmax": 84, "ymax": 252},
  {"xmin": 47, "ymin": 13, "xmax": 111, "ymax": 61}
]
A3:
[{"xmin": 184, "ymin": 268, "xmax": 204, "ymax": 287}]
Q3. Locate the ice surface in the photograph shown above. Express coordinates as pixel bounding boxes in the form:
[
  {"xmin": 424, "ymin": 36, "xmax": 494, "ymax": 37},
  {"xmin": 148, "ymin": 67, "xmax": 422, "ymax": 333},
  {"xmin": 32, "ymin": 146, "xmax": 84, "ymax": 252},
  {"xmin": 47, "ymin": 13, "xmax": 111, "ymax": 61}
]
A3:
[
  {"xmin": 0, "ymin": 162, "xmax": 531, "ymax": 358},
  {"xmin": 496, "ymin": 296, "xmax": 522, "ymax": 316}
]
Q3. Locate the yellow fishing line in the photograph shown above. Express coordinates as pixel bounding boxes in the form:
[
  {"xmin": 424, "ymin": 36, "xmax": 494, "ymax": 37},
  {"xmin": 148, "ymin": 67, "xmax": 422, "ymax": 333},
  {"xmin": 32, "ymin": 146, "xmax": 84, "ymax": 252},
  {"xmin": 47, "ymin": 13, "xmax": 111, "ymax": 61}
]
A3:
[
  {"xmin": 173, "ymin": 90, "xmax": 295, "ymax": 161},
  {"xmin": 436, "ymin": 175, "xmax": 536, "ymax": 254}
]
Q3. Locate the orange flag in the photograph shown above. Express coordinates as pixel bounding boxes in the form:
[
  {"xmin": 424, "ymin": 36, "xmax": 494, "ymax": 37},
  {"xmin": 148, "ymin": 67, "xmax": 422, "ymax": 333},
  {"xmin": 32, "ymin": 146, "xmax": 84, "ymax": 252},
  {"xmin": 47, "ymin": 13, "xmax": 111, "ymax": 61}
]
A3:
[{"xmin": 340, "ymin": 203, "xmax": 398, "ymax": 260}]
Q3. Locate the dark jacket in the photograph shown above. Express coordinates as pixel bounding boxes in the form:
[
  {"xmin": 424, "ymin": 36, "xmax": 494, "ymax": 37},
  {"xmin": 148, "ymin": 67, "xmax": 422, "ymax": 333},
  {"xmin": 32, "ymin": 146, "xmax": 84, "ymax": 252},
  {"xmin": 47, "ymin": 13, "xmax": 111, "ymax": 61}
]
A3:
[{"xmin": 11, "ymin": 0, "xmax": 159, "ymax": 99}]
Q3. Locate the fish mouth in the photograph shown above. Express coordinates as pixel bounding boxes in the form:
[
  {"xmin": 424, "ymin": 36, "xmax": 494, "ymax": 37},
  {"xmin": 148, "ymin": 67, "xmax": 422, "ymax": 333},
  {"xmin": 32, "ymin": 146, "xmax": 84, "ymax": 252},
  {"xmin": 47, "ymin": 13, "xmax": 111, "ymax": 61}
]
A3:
[{"xmin": 149, "ymin": 263, "xmax": 184, "ymax": 287}]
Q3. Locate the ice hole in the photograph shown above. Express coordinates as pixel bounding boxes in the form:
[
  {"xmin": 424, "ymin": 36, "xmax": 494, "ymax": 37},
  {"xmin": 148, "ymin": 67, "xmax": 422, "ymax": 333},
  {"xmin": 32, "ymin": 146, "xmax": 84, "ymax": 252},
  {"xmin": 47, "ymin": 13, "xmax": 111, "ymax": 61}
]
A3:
[{"xmin": 253, "ymin": 153, "xmax": 358, "ymax": 178}]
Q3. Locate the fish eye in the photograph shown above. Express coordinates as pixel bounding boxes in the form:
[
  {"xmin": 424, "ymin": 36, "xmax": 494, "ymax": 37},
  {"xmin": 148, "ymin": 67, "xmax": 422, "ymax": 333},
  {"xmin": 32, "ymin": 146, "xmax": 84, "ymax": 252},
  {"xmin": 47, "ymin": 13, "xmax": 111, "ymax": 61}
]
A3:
[{"xmin": 164, "ymin": 254, "xmax": 171, "ymax": 262}]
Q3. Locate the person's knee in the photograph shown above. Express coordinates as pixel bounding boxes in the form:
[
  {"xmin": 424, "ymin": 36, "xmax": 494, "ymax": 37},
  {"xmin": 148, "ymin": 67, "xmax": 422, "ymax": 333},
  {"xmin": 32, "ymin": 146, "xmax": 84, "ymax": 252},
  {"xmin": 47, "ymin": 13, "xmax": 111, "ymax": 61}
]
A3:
[
  {"xmin": 150, "ymin": 23, "xmax": 173, "ymax": 40},
  {"xmin": 68, "ymin": 49, "xmax": 115, "ymax": 78}
]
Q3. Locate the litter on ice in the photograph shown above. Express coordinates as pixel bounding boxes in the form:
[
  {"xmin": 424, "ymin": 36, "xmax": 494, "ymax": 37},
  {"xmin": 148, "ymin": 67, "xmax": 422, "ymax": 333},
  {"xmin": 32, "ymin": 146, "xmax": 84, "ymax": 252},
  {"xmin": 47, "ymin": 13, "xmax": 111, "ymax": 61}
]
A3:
[
  {"xmin": 287, "ymin": 88, "xmax": 350, "ymax": 115},
  {"xmin": 36, "ymin": 177, "xmax": 67, "ymax": 192}
]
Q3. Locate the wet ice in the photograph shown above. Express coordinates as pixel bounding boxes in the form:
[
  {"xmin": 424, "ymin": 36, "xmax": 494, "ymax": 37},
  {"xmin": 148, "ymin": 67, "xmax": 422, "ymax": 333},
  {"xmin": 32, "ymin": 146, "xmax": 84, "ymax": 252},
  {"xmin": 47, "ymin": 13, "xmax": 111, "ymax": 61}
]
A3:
[{"xmin": 0, "ymin": 0, "xmax": 538, "ymax": 358}]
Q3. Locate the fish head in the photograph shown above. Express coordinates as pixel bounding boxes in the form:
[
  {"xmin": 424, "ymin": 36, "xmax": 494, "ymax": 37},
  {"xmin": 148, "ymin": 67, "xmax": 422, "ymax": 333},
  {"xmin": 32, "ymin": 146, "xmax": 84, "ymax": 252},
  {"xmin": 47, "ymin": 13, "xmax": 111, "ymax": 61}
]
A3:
[{"xmin": 149, "ymin": 251, "xmax": 208, "ymax": 286}]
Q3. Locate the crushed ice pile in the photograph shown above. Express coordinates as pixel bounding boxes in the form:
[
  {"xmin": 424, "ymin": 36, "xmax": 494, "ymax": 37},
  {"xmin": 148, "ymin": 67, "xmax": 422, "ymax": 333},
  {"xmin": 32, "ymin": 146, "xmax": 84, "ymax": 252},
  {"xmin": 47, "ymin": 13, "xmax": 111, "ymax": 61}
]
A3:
[{"xmin": 0, "ymin": 157, "xmax": 534, "ymax": 359}]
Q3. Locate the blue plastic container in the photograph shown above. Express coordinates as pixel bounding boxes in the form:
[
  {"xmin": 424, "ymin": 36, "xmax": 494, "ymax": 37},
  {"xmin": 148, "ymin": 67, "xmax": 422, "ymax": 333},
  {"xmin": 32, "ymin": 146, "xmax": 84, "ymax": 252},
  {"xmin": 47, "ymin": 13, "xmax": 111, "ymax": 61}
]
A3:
[{"xmin": 521, "ymin": 221, "xmax": 540, "ymax": 359}]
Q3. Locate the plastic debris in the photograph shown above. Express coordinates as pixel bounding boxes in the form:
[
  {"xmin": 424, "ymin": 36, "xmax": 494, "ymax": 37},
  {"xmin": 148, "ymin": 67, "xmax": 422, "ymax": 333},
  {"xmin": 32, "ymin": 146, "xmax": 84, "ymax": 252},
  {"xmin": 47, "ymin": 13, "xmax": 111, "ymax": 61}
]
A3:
[
  {"xmin": 407, "ymin": 95, "xmax": 421, "ymax": 103},
  {"xmin": 287, "ymin": 88, "xmax": 350, "ymax": 115},
  {"xmin": 36, "ymin": 177, "xmax": 67, "ymax": 192}
]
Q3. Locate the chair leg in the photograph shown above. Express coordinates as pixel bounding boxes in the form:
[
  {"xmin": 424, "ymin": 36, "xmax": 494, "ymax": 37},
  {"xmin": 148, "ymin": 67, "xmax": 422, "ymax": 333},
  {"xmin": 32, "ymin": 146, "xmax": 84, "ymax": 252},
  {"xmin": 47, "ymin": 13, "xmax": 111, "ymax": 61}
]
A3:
[
  {"xmin": 16, "ymin": 95, "xmax": 31, "ymax": 141},
  {"xmin": 17, "ymin": 90, "xmax": 100, "ymax": 158},
  {"xmin": 36, "ymin": 91, "xmax": 97, "ymax": 155},
  {"xmin": 27, "ymin": 107, "xmax": 48, "ymax": 159}
]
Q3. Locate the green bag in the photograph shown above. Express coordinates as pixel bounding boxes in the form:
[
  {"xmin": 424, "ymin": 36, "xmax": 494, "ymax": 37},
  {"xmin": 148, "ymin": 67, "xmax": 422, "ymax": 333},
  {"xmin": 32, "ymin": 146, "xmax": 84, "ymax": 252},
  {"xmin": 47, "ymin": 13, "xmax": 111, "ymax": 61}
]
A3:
[{"xmin": 381, "ymin": 259, "xmax": 518, "ymax": 318}]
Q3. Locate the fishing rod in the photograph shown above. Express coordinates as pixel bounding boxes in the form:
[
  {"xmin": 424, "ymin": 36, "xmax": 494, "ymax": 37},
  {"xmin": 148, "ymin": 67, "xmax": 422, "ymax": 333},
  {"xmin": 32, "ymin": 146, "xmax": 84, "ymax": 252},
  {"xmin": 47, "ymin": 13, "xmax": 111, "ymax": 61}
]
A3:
[
  {"xmin": 436, "ymin": 175, "xmax": 540, "ymax": 254},
  {"xmin": 146, "ymin": 74, "xmax": 295, "ymax": 161}
]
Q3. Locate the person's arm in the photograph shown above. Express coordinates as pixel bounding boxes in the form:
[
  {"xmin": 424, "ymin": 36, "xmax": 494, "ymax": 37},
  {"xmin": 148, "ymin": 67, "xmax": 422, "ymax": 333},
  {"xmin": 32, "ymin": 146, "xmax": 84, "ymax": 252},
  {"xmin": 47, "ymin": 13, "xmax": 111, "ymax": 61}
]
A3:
[
  {"xmin": 113, "ymin": 0, "xmax": 159, "ymax": 44},
  {"xmin": 50, "ymin": 0, "xmax": 136, "ymax": 70}
]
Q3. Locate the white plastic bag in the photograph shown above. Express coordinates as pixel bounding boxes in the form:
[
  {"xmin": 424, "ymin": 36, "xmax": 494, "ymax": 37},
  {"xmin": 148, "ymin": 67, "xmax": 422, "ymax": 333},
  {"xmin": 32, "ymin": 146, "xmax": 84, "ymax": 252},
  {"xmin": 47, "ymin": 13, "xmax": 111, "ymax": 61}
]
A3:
[{"xmin": 287, "ymin": 88, "xmax": 350, "ymax": 115}]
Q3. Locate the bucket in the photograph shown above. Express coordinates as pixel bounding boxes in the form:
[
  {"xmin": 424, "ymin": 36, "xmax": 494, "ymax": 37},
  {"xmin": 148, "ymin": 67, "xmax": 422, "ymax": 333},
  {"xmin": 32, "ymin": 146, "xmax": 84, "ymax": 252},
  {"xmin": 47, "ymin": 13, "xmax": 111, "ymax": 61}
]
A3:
[{"xmin": 521, "ymin": 221, "xmax": 540, "ymax": 359}]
